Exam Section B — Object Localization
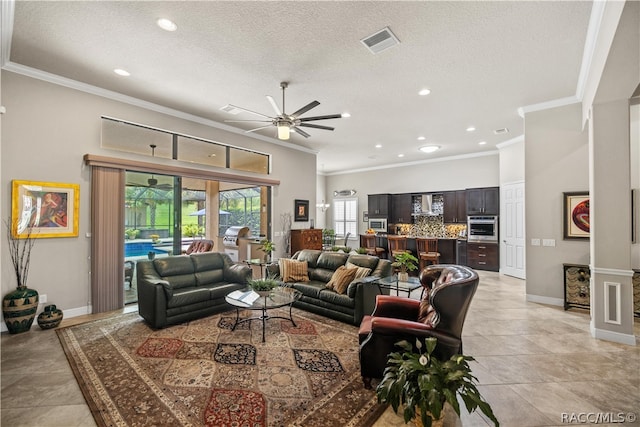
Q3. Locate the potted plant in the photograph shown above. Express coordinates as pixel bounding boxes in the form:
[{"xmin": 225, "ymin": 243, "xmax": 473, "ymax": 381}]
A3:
[
  {"xmin": 150, "ymin": 234, "xmax": 160, "ymax": 244},
  {"xmin": 392, "ymin": 252, "xmax": 418, "ymax": 281},
  {"xmin": 247, "ymin": 276, "xmax": 280, "ymax": 297},
  {"xmin": 376, "ymin": 337, "xmax": 499, "ymax": 427},
  {"xmin": 260, "ymin": 238, "xmax": 275, "ymax": 262},
  {"xmin": 125, "ymin": 228, "xmax": 139, "ymax": 240},
  {"xmin": 2, "ymin": 220, "xmax": 39, "ymax": 334}
]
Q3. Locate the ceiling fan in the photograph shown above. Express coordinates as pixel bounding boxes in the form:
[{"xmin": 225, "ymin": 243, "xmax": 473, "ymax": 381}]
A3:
[
  {"xmin": 224, "ymin": 82, "xmax": 342, "ymax": 140},
  {"xmin": 126, "ymin": 145, "xmax": 173, "ymax": 190}
]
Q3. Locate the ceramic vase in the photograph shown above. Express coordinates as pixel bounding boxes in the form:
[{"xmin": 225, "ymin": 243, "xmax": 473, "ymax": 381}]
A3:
[
  {"xmin": 398, "ymin": 271, "xmax": 409, "ymax": 282},
  {"xmin": 148, "ymin": 251, "xmax": 156, "ymax": 260},
  {"xmin": 37, "ymin": 304, "xmax": 64, "ymax": 329},
  {"xmin": 2, "ymin": 286, "xmax": 39, "ymax": 334}
]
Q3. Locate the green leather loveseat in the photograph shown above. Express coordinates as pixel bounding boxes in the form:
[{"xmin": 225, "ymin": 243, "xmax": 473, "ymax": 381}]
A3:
[
  {"xmin": 136, "ymin": 252, "xmax": 251, "ymax": 328},
  {"xmin": 268, "ymin": 249, "xmax": 393, "ymax": 325}
]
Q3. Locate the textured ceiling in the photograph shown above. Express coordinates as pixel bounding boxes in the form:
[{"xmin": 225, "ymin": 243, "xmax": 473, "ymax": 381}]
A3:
[{"xmin": 8, "ymin": 1, "xmax": 593, "ymax": 173}]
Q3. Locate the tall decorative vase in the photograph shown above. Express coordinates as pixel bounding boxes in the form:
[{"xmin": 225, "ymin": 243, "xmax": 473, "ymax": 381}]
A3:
[{"xmin": 2, "ymin": 286, "xmax": 39, "ymax": 334}]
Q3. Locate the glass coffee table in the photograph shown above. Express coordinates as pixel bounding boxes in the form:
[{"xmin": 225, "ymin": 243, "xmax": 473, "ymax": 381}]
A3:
[
  {"xmin": 374, "ymin": 275, "xmax": 423, "ymax": 297},
  {"xmin": 225, "ymin": 286, "xmax": 301, "ymax": 342}
]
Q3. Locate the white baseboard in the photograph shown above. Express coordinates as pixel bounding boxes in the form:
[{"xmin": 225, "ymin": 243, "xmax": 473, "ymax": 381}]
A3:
[
  {"xmin": 593, "ymin": 327, "xmax": 637, "ymax": 346},
  {"xmin": 1, "ymin": 304, "xmax": 92, "ymax": 333},
  {"xmin": 526, "ymin": 294, "xmax": 564, "ymax": 307}
]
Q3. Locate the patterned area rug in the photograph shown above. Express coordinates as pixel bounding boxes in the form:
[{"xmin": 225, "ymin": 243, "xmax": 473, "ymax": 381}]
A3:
[{"xmin": 57, "ymin": 308, "xmax": 386, "ymax": 427}]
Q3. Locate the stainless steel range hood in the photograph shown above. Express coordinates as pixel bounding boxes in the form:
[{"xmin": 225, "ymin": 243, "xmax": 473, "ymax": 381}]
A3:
[{"xmin": 412, "ymin": 194, "xmax": 439, "ymax": 216}]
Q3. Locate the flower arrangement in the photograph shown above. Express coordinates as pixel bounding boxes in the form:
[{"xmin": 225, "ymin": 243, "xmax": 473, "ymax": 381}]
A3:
[
  {"xmin": 376, "ymin": 337, "xmax": 499, "ymax": 427},
  {"xmin": 150, "ymin": 234, "xmax": 160, "ymax": 243}
]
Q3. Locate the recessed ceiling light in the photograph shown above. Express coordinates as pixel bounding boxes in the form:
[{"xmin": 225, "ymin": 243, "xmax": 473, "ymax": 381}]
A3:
[
  {"xmin": 375, "ymin": 144, "xmax": 382, "ymax": 148},
  {"xmin": 478, "ymin": 141, "xmax": 487, "ymax": 145},
  {"xmin": 113, "ymin": 68, "xmax": 130, "ymax": 76},
  {"xmin": 341, "ymin": 112, "xmax": 351, "ymax": 118},
  {"xmin": 398, "ymin": 154, "xmax": 405, "ymax": 158},
  {"xmin": 418, "ymin": 89, "xmax": 431, "ymax": 96},
  {"xmin": 417, "ymin": 136, "xmax": 426, "ymax": 141},
  {"xmin": 419, "ymin": 145, "xmax": 440, "ymax": 153},
  {"xmin": 157, "ymin": 18, "xmax": 177, "ymax": 32},
  {"xmin": 466, "ymin": 126, "xmax": 476, "ymax": 132}
]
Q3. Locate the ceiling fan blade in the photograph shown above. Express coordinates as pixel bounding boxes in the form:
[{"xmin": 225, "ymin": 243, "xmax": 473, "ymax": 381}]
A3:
[
  {"xmin": 246, "ymin": 125, "xmax": 274, "ymax": 133},
  {"xmin": 224, "ymin": 119, "xmax": 272, "ymax": 123},
  {"xmin": 292, "ymin": 126, "xmax": 311, "ymax": 138},
  {"xmin": 299, "ymin": 114, "xmax": 342, "ymax": 122},
  {"xmin": 266, "ymin": 96, "xmax": 282, "ymax": 116},
  {"xmin": 291, "ymin": 101, "xmax": 320, "ymax": 118},
  {"xmin": 226, "ymin": 104, "xmax": 272, "ymax": 119},
  {"xmin": 298, "ymin": 123, "xmax": 335, "ymax": 131}
]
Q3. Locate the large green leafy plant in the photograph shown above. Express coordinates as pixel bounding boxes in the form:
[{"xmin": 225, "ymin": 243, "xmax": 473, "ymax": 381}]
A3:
[
  {"xmin": 376, "ymin": 337, "xmax": 499, "ymax": 427},
  {"xmin": 392, "ymin": 251, "xmax": 418, "ymax": 273}
]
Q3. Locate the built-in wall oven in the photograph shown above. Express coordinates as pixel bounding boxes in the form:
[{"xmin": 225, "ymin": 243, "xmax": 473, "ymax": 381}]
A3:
[{"xmin": 467, "ymin": 216, "xmax": 498, "ymax": 242}]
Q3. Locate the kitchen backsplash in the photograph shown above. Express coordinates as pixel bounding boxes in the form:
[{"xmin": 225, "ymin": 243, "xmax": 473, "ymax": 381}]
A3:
[{"xmin": 395, "ymin": 216, "xmax": 467, "ymax": 238}]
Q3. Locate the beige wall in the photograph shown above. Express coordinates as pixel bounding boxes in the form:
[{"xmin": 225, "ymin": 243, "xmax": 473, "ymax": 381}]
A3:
[
  {"xmin": 524, "ymin": 103, "xmax": 589, "ymax": 303},
  {"xmin": 1, "ymin": 71, "xmax": 316, "ymax": 319},
  {"xmin": 498, "ymin": 137, "xmax": 525, "ymax": 184}
]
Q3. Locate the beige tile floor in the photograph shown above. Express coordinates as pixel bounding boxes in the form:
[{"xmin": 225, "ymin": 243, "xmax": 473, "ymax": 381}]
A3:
[{"xmin": 2, "ymin": 272, "xmax": 639, "ymax": 427}]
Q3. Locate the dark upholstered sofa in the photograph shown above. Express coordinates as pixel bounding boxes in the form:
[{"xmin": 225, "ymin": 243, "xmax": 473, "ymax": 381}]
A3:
[
  {"xmin": 267, "ymin": 249, "xmax": 393, "ymax": 325},
  {"xmin": 137, "ymin": 252, "xmax": 251, "ymax": 328}
]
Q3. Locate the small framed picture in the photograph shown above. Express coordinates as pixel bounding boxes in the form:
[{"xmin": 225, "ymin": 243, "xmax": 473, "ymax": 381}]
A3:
[
  {"xmin": 563, "ymin": 191, "xmax": 589, "ymax": 240},
  {"xmin": 294, "ymin": 199, "xmax": 309, "ymax": 222},
  {"xmin": 11, "ymin": 180, "xmax": 80, "ymax": 238}
]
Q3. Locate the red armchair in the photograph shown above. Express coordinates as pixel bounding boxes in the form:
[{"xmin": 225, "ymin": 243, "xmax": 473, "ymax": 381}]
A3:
[{"xmin": 358, "ymin": 264, "xmax": 479, "ymax": 388}]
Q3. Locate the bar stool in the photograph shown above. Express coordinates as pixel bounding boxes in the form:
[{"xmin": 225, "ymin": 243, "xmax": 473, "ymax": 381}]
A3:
[
  {"xmin": 387, "ymin": 235, "xmax": 408, "ymax": 260},
  {"xmin": 360, "ymin": 234, "xmax": 386, "ymax": 258},
  {"xmin": 416, "ymin": 237, "xmax": 440, "ymax": 269}
]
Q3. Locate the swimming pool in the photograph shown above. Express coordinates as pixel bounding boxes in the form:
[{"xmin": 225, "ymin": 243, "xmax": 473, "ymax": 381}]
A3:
[{"xmin": 124, "ymin": 242, "xmax": 169, "ymax": 257}]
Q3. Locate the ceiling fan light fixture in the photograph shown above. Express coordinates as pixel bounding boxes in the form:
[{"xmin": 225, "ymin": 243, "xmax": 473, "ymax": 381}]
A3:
[{"xmin": 277, "ymin": 124, "xmax": 290, "ymax": 140}]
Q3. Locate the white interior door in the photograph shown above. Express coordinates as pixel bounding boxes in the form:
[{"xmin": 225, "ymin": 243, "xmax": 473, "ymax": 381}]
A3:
[{"xmin": 501, "ymin": 182, "xmax": 526, "ymax": 279}]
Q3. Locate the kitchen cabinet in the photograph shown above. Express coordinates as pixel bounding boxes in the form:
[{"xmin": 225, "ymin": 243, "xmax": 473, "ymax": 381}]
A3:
[
  {"xmin": 467, "ymin": 242, "xmax": 499, "ymax": 271},
  {"xmin": 466, "ymin": 187, "xmax": 499, "ymax": 215},
  {"xmin": 290, "ymin": 229, "xmax": 322, "ymax": 253},
  {"xmin": 443, "ymin": 190, "xmax": 467, "ymax": 223},
  {"xmin": 456, "ymin": 240, "xmax": 467, "ymax": 265},
  {"xmin": 368, "ymin": 194, "xmax": 391, "ymax": 217},
  {"xmin": 437, "ymin": 239, "xmax": 456, "ymax": 264},
  {"xmin": 391, "ymin": 193, "xmax": 413, "ymax": 224}
]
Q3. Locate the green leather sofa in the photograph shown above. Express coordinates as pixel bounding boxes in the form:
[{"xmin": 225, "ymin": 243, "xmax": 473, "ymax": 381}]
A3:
[
  {"xmin": 268, "ymin": 249, "xmax": 393, "ymax": 325},
  {"xmin": 137, "ymin": 252, "xmax": 251, "ymax": 328}
]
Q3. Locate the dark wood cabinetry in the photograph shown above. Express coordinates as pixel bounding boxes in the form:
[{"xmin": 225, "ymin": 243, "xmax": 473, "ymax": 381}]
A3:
[
  {"xmin": 391, "ymin": 193, "xmax": 413, "ymax": 223},
  {"xmin": 456, "ymin": 240, "xmax": 467, "ymax": 265},
  {"xmin": 443, "ymin": 190, "xmax": 467, "ymax": 223},
  {"xmin": 368, "ymin": 194, "xmax": 391, "ymax": 217},
  {"xmin": 466, "ymin": 187, "xmax": 499, "ymax": 215},
  {"xmin": 466, "ymin": 242, "xmax": 499, "ymax": 271},
  {"xmin": 437, "ymin": 239, "xmax": 456, "ymax": 264},
  {"xmin": 290, "ymin": 229, "xmax": 322, "ymax": 253}
]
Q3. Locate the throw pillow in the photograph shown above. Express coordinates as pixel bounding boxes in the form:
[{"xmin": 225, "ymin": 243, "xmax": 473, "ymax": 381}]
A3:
[
  {"xmin": 279, "ymin": 258, "xmax": 309, "ymax": 283},
  {"xmin": 346, "ymin": 262, "xmax": 372, "ymax": 279},
  {"xmin": 326, "ymin": 266, "xmax": 358, "ymax": 295}
]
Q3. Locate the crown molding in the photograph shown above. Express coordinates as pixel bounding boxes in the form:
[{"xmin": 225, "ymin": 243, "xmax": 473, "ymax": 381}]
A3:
[
  {"xmin": 325, "ymin": 150, "xmax": 499, "ymax": 176},
  {"xmin": 0, "ymin": 0, "xmax": 14, "ymax": 67},
  {"xmin": 496, "ymin": 135, "xmax": 524, "ymax": 149}
]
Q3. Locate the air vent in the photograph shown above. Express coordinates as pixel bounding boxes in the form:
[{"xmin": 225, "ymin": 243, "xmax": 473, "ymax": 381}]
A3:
[
  {"xmin": 361, "ymin": 27, "xmax": 400, "ymax": 54},
  {"xmin": 493, "ymin": 127, "xmax": 510, "ymax": 135},
  {"xmin": 220, "ymin": 104, "xmax": 242, "ymax": 115}
]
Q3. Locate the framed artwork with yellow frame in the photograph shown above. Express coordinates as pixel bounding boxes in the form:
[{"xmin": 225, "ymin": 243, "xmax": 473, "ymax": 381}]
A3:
[{"xmin": 11, "ymin": 180, "xmax": 80, "ymax": 239}]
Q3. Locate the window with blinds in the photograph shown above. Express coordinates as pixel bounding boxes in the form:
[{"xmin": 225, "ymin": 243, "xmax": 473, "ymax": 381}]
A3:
[{"xmin": 333, "ymin": 198, "xmax": 358, "ymax": 238}]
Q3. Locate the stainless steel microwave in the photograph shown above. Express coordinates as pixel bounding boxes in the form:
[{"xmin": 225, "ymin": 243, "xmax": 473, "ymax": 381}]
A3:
[
  {"xmin": 368, "ymin": 218, "xmax": 388, "ymax": 233},
  {"xmin": 467, "ymin": 216, "xmax": 498, "ymax": 242}
]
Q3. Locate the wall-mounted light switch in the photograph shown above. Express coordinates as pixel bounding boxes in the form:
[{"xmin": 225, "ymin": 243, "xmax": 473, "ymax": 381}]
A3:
[
  {"xmin": 542, "ymin": 239, "xmax": 556, "ymax": 247},
  {"xmin": 531, "ymin": 238, "xmax": 541, "ymax": 246}
]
